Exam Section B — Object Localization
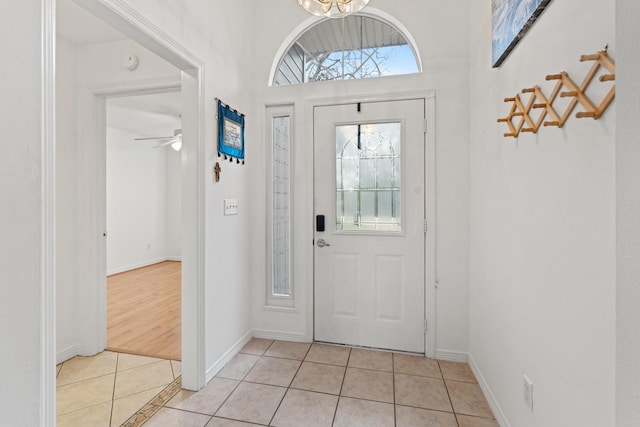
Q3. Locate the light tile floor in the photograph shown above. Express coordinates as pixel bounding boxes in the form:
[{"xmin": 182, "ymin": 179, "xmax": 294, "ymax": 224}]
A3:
[
  {"xmin": 56, "ymin": 351, "xmax": 181, "ymax": 427},
  {"xmin": 143, "ymin": 339, "xmax": 499, "ymax": 427}
]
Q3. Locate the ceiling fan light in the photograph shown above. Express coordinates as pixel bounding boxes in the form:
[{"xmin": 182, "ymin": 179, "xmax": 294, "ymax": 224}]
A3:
[
  {"xmin": 171, "ymin": 140, "xmax": 182, "ymax": 151},
  {"xmin": 298, "ymin": 0, "xmax": 370, "ymax": 18}
]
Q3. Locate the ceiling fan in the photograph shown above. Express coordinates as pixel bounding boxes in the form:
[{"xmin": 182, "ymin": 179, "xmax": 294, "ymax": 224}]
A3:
[{"xmin": 134, "ymin": 128, "xmax": 182, "ymax": 151}]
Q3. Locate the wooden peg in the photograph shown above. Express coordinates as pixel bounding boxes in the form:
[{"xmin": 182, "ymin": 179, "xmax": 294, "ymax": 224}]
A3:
[
  {"xmin": 214, "ymin": 162, "xmax": 221, "ymax": 182},
  {"xmin": 533, "ymin": 103, "xmax": 547, "ymax": 109},
  {"xmin": 580, "ymin": 53, "xmax": 601, "ymax": 62},
  {"xmin": 576, "ymin": 111, "xmax": 597, "ymax": 119},
  {"xmin": 512, "ymin": 112, "xmax": 524, "ymax": 117},
  {"xmin": 504, "ymin": 97, "xmax": 517, "ymax": 102},
  {"xmin": 521, "ymin": 128, "xmax": 535, "ymax": 133},
  {"xmin": 497, "ymin": 118, "xmax": 509, "ymax": 123},
  {"xmin": 522, "ymin": 87, "xmax": 535, "ymax": 93},
  {"xmin": 546, "ymin": 74, "xmax": 563, "ymax": 81},
  {"xmin": 504, "ymin": 132, "xmax": 517, "ymax": 138},
  {"xmin": 544, "ymin": 121, "xmax": 560, "ymax": 127},
  {"xmin": 560, "ymin": 91, "xmax": 578, "ymax": 98},
  {"xmin": 600, "ymin": 74, "xmax": 615, "ymax": 82}
]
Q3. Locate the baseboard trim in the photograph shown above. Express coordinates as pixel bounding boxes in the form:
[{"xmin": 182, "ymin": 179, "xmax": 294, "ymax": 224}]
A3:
[
  {"xmin": 435, "ymin": 349, "xmax": 469, "ymax": 363},
  {"xmin": 57, "ymin": 344, "xmax": 82, "ymax": 365},
  {"xmin": 468, "ymin": 353, "xmax": 511, "ymax": 427},
  {"xmin": 252, "ymin": 329, "xmax": 309, "ymax": 343},
  {"xmin": 205, "ymin": 331, "xmax": 253, "ymax": 383},
  {"xmin": 107, "ymin": 257, "xmax": 181, "ymax": 276}
]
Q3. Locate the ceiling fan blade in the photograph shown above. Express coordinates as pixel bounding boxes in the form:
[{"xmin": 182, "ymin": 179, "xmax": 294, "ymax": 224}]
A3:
[
  {"xmin": 134, "ymin": 136, "xmax": 172, "ymax": 141},
  {"xmin": 152, "ymin": 138, "xmax": 179, "ymax": 148}
]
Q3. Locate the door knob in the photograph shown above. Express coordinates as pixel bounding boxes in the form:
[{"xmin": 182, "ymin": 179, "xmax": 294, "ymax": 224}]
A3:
[{"xmin": 316, "ymin": 239, "xmax": 330, "ymax": 248}]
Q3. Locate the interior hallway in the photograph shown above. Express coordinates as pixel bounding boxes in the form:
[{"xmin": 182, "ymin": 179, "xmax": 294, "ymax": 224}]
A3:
[{"xmin": 107, "ymin": 261, "xmax": 181, "ymax": 361}]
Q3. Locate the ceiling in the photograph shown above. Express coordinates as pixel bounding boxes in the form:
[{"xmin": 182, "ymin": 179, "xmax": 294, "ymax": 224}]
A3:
[
  {"xmin": 107, "ymin": 92, "xmax": 182, "ymax": 138},
  {"xmin": 57, "ymin": 0, "xmax": 182, "ymax": 139}
]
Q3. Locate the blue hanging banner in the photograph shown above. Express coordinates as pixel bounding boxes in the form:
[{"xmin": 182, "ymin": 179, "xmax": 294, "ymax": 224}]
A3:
[{"xmin": 217, "ymin": 99, "xmax": 245, "ymax": 163}]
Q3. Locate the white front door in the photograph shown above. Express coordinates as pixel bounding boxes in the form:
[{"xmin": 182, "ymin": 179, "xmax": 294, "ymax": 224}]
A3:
[{"xmin": 314, "ymin": 99, "xmax": 426, "ymax": 353}]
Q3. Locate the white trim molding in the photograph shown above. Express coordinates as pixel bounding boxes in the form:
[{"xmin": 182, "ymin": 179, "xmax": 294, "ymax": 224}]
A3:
[
  {"xmin": 253, "ymin": 329, "xmax": 309, "ymax": 343},
  {"xmin": 265, "ymin": 104, "xmax": 296, "ymax": 310},
  {"xmin": 106, "ymin": 257, "xmax": 183, "ymax": 276},
  {"xmin": 425, "ymin": 94, "xmax": 437, "ymax": 359},
  {"xmin": 41, "ymin": 0, "xmax": 57, "ymax": 424},
  {"xmin": 435, "ymin": 350, "xmax": 469, "ymax": 363},
  {"xmin": 468, "ymin": 353, "xmax": 511, "ymax": 427},
  {"xmin": 205, "ymin": 331, "xmax": 253, "ymax": 383},
  {"xmin": 57, "ymin": 345, "xmax": 83, "ymax": 365}
]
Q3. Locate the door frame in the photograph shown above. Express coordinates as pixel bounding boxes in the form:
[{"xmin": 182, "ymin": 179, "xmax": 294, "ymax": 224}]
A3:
[
  {"xmin": 305, "ymin": 91, "xmax": 436, "ymax": 357},
  {"xmin": 58, "ymin": 0, "xmax": 207, "ymax": 392}
]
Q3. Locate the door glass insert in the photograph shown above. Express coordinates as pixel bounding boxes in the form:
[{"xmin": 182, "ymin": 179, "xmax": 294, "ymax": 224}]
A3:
[
  {"xmin": 336, "ymin": 122, "xmax": 401, "ymax": 232},
  {"xmin": 272, "ymin": 115, "xmax": 291, "ymax": 296}
]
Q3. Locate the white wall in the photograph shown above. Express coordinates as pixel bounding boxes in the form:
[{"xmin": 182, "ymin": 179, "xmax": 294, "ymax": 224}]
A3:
[
  {"xmin": 248, "ymin": 0, "xmax": 471, "ymax": 357},
  {"xmin": 616, "ymin": 0, "xmax": 640, "ymax": 425},
  {"xmin": 0, "ymin": 2, "xmax": 49, "ymax": 425},
  {"xmin": 56, "ymin": 36, "xmax": 81, "ymax": 361},
  {"xmin": 468, "ymin": 1, "xmax": 616, "ymax": 426},
  {"xmin": 106, "ymin": 125, "xmax": 181, "ymax": 274}
]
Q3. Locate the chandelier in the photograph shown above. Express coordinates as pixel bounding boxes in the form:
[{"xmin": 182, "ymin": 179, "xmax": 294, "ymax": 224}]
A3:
[{"xmin": 298, "ymin": 0, "xmax": 370, "ymax": 18}]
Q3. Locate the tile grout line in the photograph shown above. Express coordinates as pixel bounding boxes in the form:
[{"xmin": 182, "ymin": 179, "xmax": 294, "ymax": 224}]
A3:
[
  {"xmin": 109, "ymin": 352, "xmax": 119, "ymax": 427},
  {"xmin": 330, "ymin": 345, "xmax": 352, "ymax": 427},
  {"xmin": 266, "ymin": 342, "xmax": 313, "ymax": 426},
  {"xmin": 56, "ymin": 371, "xmax": 117, "ymax": 388},
  {"xmin": 439, "ymin": 360, "xmax": 461, "ymax": 427},
  {"xmin": 207, "ymin": 372, "xmax": 244, "ymax": 420},
  {"xmin": 392, "ymin": 352, "xmax": 397, "ymax": 427},
  {"xmin": 211, "ymin": 340, "xmax": 274, "ymax": 423}
]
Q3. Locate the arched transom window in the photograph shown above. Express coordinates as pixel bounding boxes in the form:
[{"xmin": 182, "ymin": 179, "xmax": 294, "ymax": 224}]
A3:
[{"xmin": 275, "ymin": 15, "xmax": 420, "ymax": 85}]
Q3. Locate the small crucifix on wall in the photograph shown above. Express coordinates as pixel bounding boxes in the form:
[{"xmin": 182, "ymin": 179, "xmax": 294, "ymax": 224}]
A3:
[{"xmin": 214, "ymin": 162, "xmax": 221, "ymax": 182}]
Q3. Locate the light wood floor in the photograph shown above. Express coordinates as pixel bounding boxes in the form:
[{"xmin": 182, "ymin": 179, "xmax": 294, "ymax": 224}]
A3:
[{"xmin": 107, "ymin": 261, "xmax": 181, "ymax": 361}]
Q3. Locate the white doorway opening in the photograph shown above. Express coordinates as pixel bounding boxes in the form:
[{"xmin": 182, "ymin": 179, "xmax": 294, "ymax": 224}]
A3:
[
  {"xmin": 55, "ymin": 0, "xmax": 206, "ymax": 392},
  {"xmin": 105, "ymin": 91, "xmax": 183, "ymax": 361}
]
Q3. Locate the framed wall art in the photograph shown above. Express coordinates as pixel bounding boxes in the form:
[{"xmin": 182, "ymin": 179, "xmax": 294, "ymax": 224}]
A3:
[
  {"xmin": 217, "ymin": 99, "xmax": 245, "ymax": 164},
  {"xmin": 492, "ymin": 0, "xmax": 553, "ymax": 68}
]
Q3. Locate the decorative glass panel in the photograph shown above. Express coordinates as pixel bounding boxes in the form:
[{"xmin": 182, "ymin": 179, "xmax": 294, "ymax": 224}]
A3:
[
  {"xmin": 336, "ymin": 123, "xmax": 401, "ymax": 232},
  {"xmin": 272, "ymin": 115, "xmax": 291, "ymax": 296}
]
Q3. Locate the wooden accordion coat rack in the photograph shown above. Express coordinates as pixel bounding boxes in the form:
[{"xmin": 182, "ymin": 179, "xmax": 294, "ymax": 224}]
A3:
[{"xmin": 498, "ymin": 48, "xmax": 615, "ymax": 138}]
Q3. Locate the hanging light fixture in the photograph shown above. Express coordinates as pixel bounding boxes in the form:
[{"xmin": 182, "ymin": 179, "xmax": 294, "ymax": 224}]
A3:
[{"xmin": 298, "ymin": 0, "xmax": 370, "ymax": 18}]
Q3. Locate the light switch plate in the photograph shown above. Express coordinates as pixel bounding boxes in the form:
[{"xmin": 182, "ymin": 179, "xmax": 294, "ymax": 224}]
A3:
[{"xmin": 224, "ymin": 199, "xmax": 238, "ymax": 215}]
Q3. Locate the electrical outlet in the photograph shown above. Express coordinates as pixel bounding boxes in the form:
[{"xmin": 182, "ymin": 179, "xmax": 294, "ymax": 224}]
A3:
[{"xmin": 523, "ymin": 375, "xmax": 534, "ymax": 412}]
